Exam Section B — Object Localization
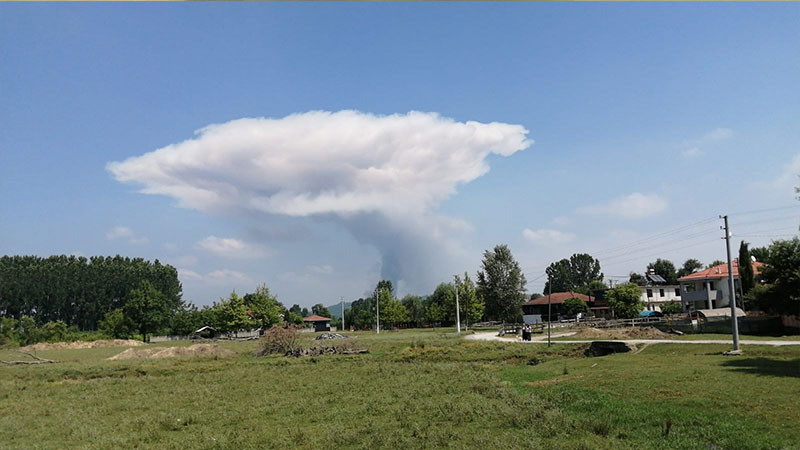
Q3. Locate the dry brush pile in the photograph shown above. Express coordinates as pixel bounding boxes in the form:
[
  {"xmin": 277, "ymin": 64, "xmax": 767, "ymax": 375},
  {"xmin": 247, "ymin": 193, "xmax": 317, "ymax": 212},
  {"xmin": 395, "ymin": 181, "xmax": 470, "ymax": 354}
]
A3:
[{"xmin": 254, "ymin": 325, "xmax": 367, "ymax": 357}]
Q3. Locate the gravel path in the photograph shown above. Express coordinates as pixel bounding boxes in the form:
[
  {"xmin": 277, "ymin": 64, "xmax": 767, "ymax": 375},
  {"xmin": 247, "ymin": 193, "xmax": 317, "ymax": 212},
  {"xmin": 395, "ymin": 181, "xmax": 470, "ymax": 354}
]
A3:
[{"xmin": 465, "ymin": 332, "xmax": 800, "ymax": 347}]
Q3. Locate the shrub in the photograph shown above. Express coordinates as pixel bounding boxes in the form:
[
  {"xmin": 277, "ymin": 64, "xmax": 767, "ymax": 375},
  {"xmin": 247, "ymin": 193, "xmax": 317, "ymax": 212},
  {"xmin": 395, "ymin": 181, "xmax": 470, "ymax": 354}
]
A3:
[
  {"xmin": 661, "ymin": 301, "xmax": 681, "ymax": 315},
  {"xmin": 254, "ymin": 325, "xmax": 300, "ymax": 356},
  {"xmin": 99, "ymin": 309, "xmax": 133, "ymax": 339},
  {"xmin": 39, "ymin": 320, "xmax": 70, "ymax": 342}
]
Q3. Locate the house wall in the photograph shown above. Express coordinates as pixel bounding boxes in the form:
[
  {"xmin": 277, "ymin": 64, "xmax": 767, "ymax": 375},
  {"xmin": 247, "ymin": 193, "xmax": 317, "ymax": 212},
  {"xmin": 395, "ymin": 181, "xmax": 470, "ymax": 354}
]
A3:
[
  {"xmin": 680, "ymin": 276, "xmax": 741, "ymax": 311},
  {"xmin": 639, "ymin": 285, "xmax": 682, "ymax": 312}
]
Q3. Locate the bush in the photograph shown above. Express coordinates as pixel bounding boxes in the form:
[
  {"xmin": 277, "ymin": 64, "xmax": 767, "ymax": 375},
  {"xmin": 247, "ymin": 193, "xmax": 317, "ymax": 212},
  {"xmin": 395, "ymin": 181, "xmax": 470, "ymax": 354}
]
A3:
[
  {"xmin": 39, "ymin": 320, "xmax": 70, "ymax": 342},
  {"xmin": 254, "ymin": 325, "xmax": 300, "ymax": 356},
  {"xmin": 563, "ymin": 298, "xmax": 588, "ymax": 317},
  {"xmin": 0, "ymin": 317, "xmax": 19, "ymax": 347},
  {"xmin": 99, "ymin": 309, "xmax": 133, "ymax": 339},
  {"xmin": 661, "ymin": 301, "xmax": 681, "ymax": 315}
]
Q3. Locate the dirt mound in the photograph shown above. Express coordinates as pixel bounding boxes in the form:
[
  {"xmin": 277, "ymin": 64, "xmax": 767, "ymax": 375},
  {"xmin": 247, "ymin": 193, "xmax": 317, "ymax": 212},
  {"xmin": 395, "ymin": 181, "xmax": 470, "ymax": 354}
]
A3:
[
  {"xmin": 572, "ymin": 326, "xmax": 669, "ymax": 340},
  {"xmin": 107, "ymin": 344, "xmax": 233, "ymax": 360},
  {"xmin": 22, "ymin": 339, "xmax": 145, "ymax": 351}
]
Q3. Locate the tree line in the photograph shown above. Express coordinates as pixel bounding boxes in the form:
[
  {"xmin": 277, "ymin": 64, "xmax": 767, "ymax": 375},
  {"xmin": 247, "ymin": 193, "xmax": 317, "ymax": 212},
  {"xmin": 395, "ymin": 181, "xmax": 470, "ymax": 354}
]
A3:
[
  {"xmin": 2, "ymin": 236, "xmax": 796, "ymax": 344},
  {"xmin": 0, "ymin": 255, "xmax": 182, "ymax": 330}
]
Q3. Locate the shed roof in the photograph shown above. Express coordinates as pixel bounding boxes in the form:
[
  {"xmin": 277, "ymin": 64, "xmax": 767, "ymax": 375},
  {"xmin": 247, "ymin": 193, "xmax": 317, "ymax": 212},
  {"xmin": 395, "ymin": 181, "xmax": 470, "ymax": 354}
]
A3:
[
  {"xmin": 525, "ymin": 292, "xmax": 592, "ymax": 306},
  {"xmin": 678, "ymin": 260, "xmax": 764, "ymax": 282},
  {"xmin": 693, "ymin": 308, "xmax": 745, "ymax": 318},
  {"xmin": 303, "ymin": 315, "xmax": 332, "ymax": 322},
  {"xmin": 193, "ymin": 326, "xmax": 217, "ymax": 333}
]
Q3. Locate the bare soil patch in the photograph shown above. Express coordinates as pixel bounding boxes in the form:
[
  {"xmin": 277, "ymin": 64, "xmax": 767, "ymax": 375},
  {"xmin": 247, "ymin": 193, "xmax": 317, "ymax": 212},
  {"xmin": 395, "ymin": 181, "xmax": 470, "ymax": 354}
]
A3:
[
  {"xmin": 22, "ymin": 339, "xmax": 145, "ymax": 351},
  {"xmin": 107, "ymin": 344, "xmax": 233, "ymax": 360},
  {"xmin": 571, "ymin": 326, "xmax": 669, "ymax": 340}
]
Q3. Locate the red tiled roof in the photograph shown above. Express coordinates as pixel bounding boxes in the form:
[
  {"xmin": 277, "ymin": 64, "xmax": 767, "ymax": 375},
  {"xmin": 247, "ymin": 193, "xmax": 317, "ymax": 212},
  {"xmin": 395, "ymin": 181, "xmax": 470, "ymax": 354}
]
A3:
[
  {"xmin": 525, "ymin": 292, "xmax": 592, "ymax": 306},
  {"xmin": 303, "ymin": 315, "xmax": 332, "ymax": 322},
  {"xmin": 677, "ymin": 260, "xmax": 764, "ymax": 282}
]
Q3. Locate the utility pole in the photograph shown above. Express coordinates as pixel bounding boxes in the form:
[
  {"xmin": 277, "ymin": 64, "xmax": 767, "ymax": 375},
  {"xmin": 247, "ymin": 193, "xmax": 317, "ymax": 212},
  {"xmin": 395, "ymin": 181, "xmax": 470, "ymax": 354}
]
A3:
[
  {"xmin": 341, "ymin": 296, "xmax": 345, "ymax": 331},
  {"xmin": 376, "ymin": 288, "xmax": 380, "ymax": 334},
  {"xmin": 547, "ymin": 274, "xmax": 552, "ymax": 347},
  {"xmin": 454, "ymin": 275, "xmax": 461, "ymax": 334},
  {"xmin": 721, "ymin": 215, "xmax": 740, "ymax": 352}
]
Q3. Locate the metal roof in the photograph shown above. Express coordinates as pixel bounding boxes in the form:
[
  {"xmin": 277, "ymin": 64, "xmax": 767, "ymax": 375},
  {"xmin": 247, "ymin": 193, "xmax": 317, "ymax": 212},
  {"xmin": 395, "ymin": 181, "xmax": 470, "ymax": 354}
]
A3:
[{"xmin": 693, "ymin": 308, "xmax": 745, "ymax": 318}]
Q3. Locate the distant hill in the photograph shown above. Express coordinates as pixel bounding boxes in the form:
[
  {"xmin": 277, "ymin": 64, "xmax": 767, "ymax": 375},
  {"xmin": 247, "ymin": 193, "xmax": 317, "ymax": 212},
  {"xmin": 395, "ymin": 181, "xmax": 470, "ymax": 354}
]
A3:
[{"xmin": 323, "ymin": 301, "xmax": 351, "ymax": 319}]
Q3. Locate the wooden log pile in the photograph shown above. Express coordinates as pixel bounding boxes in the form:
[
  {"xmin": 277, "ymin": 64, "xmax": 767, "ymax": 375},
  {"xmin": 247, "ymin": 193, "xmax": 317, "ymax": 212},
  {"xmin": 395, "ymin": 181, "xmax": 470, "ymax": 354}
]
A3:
[{"xmin": 0, "ymin": 350, "xmax": 59, "ymax": 365}]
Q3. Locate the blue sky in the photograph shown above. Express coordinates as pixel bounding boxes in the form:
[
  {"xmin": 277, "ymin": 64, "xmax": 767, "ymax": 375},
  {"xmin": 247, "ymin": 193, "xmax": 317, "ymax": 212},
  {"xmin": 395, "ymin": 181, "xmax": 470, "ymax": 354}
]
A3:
[{"xmin": 2, "ymin": 3, "xmax": 799, "ymax": 307}]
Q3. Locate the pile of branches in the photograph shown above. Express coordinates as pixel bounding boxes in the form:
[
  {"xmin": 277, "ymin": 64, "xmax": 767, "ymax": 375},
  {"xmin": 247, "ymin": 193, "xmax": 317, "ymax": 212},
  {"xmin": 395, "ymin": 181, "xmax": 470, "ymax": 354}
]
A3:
[
  {"xmin": 314, "ymin": 333, "xmax": 347, "ymax": 340},
  {"xmin": 0, "ymin": 350, "xmax": 58, "ymax": 366},
  {"xmin": 253, "ymin": 325, "xmax": 300, "ymax": 356},
  {"xmin": 284, "ymin": 342, "xmax": 368, "ymax": 358}
]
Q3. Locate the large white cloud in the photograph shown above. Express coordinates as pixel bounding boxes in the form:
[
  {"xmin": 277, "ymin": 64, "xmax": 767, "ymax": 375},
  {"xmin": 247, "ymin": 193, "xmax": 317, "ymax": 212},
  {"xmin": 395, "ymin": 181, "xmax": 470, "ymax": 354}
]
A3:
[
  {"xmin": 108, "ymin": 110, "xmax": 530, "ymax": 218},
  {"xmin": 108, "ymin": 110, "xmax": 531, "ymax": 293}
]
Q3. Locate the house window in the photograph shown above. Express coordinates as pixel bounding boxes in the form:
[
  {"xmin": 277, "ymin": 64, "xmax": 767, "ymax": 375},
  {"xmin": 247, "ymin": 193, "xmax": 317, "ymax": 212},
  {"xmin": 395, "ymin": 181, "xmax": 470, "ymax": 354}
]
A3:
[
  {"xmin": 675, "ymin": 288, "xmax": 680, "ymax": 297},
  {"xmin": 646, "ymin": 289, "xmax": 653, "ymax": 298},
  {"xmin": 659, "ymin": 289, "xmax": 665, "ymax": 297},
  {"xmin": 708, "ymin": 281, "xmax": 715, "ymax": 290}
]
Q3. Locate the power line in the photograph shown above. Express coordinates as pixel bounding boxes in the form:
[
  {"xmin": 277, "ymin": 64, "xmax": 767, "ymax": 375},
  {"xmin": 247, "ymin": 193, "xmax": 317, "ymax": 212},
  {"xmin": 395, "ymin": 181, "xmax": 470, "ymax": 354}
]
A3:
[
  {"xmin": 735, "ymin": 225, "xmax": 799, "ymax": 235},
  {"xmin": 591, "ymin": 216, "xmax": 718, "ymax": 258},
  {"xmin": 727, "ymin": 204, "xmax": 800, "ymax": 217},
  {"xmin": 737, "ymin": 233, "xmax": 798, "ymax": 238},
  {"xmin": 730, "ymin": 214, "xmax": 800, "ymax": 227},
  {"xmin": 599, "ymin": 237, "xmax": 719, "ymax": 268},
  {"xmin": 599, "ymin": 229, "xmax": 719, "ymax": 263}
]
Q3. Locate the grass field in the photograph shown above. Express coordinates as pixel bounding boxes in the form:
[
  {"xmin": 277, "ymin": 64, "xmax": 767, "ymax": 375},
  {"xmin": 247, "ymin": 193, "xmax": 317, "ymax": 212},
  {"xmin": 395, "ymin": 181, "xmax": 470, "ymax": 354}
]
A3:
[{"xmin": 1, "ymin": 329, "xmax": 798, "ymax": 449}]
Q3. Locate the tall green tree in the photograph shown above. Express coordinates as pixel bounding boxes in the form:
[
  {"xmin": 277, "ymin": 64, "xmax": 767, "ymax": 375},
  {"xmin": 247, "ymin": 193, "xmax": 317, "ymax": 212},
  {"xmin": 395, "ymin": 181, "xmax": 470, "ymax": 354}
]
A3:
[
  {"xmin": 374, "ymin": 280, "xmax": 394, "ymax": 297},
  {"xmin": 677, "ymin": 259, "xmax": 704, "ymax": 278},
  {"xmin": 454, "ymin": 272, "xmax": 484, "ymax": 327},
  {"xmin": 311, "ymin": 303, "xmax": 332, "ymax": 318},
  {"xmin": 380, "ymin": 294, "xmax": 408, "ymax": 328},
  {"xmin": 123, "ymin": 280, "xmax": 171, "ymax": 342},
  {"xmin": 750, "ymin": 246, "xmax": 769, "ymax": 263},
  {"xmin": 628, "ymin": 272, "xmax": 647, "ymax": 286},
  {"xmin": 212, "ymin": 291, "xmax": 255, "ymax": 333},
  {"xmin": 543, "ymin": 259, "xmax": 573, "ymax": 293},
  {"xmin": 426, "ymin": 283, "xmax": 454, "ymax": 325},
  {"xmin": 606, "ymin": 283, "xmax": 645, "ymax": 319},
  {"xmin": 646, "ymin": 259, "xmax": 678, "ymax": 284},
  {"xmin": 401, "ymin": 295, "xmax": 425, "ymax": 327},
  {"xmin": 244, "ymin": 284, "xmax": 284, "ymax": 329},
  {"xmin": 477, "ymin": 244, "xmax": 527, "ymax": 322},
  {"xmin": 569, "ymin": 253, "xmax": 604, "ymax": 287},
  {"xmin": 707, "ymin": 260, "xmax": 726, "ymax": 269},
  {"xmin": 345, "ymin": 297, "xmax": 375, "ymax": 330},
  {"xmin": 543, "ymin": 253, "xmax": 603, "ymax": 293},
  {"xmin": 738, "ymin": 242, "xmax": 755, "ymax": 296},
  {"xmin": 749, "ymin": 238, "xmax": 800, "ymax": 315}
]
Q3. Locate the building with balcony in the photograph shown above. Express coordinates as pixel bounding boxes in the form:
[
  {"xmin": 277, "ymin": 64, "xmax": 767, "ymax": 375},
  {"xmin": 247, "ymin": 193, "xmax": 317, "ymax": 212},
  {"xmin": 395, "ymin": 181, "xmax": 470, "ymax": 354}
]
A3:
[{"xmin": 678, "ymin": 260, "xmax": 763, "ymax": 312}]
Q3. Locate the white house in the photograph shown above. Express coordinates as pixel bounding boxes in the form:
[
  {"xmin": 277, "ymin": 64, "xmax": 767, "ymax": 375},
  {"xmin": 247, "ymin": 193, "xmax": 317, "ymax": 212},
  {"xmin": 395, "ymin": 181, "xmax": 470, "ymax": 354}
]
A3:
[
  {"xmin": 639, "ymin": 270, "xmax": 681, "ymax": 312},
  {"xmin": 677, "ymin": 260, "xmax": 763, "ymax": 312}
]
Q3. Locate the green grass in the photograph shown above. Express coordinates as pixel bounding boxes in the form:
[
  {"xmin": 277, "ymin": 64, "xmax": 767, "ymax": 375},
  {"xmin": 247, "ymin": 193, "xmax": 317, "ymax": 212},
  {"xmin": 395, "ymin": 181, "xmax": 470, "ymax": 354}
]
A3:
[{"xmin": 1, "ymin": 329, "xmax": 798, "ymax": 449}]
